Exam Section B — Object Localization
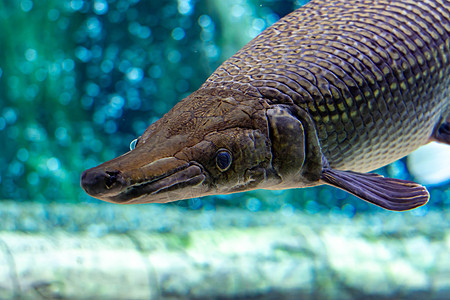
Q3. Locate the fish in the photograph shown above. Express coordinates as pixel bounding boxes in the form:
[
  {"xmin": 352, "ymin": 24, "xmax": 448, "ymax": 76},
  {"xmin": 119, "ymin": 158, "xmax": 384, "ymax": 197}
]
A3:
[{"xmin": 81, "ymin": 0, "xmax": 450, "ymax": 211}]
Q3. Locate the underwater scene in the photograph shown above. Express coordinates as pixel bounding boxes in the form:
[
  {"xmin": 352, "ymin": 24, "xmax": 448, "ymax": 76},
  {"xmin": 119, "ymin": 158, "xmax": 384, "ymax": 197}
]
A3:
[{"xmin": 0, "ymin": 0, "xmax": 449, "ymax": 299}]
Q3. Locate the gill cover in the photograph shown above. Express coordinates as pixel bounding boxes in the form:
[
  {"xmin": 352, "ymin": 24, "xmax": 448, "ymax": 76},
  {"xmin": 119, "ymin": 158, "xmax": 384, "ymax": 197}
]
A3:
[{"xmin": 267, "ymin": 106, "xmax": 305, "ymax": 180}]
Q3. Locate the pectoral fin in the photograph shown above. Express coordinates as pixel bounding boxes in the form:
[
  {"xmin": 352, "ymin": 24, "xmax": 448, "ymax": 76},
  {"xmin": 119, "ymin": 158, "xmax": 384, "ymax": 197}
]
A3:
[{"xmin": 321, "ymin": 169, "xmax": 429, "ymax": 211}]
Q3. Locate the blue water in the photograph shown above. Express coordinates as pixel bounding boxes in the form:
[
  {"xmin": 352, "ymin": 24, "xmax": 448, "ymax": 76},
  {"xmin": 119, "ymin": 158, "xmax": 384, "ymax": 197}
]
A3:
[{"xmin": 0, "ymin": 0, "xmax": 449, "ymax": 299}]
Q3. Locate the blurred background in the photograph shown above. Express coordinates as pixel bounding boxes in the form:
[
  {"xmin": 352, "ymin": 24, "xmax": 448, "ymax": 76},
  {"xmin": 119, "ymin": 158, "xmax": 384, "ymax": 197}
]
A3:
[{"xmin": 0, "ymin": 0, "xmax": 449, "ymax": 299}]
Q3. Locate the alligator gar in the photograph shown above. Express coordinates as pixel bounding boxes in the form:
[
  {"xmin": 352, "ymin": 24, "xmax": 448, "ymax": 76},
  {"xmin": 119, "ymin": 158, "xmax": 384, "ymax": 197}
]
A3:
[{"xmin": 81, "ymin": 0, "xmax": 450, "ymax": 211}]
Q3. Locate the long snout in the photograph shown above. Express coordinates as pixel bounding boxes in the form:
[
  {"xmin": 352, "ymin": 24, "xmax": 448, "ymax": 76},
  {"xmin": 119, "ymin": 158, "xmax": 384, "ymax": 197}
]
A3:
[{"xmin": 80, "ymin": 154, "xmax": 209, "ymax": 204}]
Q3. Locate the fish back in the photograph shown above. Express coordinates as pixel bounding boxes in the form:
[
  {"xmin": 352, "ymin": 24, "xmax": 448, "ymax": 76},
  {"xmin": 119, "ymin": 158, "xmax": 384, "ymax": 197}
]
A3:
[{"xmin": 203, "ymin": 0, "xmax": 450, "ymax": 172}]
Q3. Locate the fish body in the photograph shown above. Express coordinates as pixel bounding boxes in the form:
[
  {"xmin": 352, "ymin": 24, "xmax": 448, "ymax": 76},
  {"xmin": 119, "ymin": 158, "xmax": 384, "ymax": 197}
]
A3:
[{"xmin": 81, "ymin": 0, "xmax": 450, "ymax": 211}]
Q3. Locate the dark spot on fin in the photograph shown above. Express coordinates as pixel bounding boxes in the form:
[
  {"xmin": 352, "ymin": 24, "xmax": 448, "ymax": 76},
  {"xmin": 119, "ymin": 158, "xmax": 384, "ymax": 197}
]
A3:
[
  {"xmin": 321, "ymin": 169, "xmax": 429, "ymax": 211},
  {"xmin": 432, "ymin": 122, "xmax": 450, "ymax": 145}
]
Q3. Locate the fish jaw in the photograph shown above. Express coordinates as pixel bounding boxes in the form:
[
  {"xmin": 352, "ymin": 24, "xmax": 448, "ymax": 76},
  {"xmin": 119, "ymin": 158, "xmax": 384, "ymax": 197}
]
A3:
[{"xmin": 80, "ymin": 155, "xmax": 211, "ymax": 204}]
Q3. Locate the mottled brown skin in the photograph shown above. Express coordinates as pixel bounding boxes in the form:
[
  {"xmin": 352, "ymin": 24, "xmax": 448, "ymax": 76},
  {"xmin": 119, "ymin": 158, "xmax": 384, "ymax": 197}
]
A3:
[{"xmin": 81, "ymin": 0, "xmax": 450, "ymax": 211}]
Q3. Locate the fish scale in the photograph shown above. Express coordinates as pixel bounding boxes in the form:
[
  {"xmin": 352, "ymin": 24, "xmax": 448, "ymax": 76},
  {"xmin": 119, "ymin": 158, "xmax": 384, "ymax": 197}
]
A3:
[
  {"xmin": 81, "ymin": 0, "xmax": 449, "ymax": 211},
  {"xmin": 203, "ymin": 0, "xmax": 450, "ymax": 172}
]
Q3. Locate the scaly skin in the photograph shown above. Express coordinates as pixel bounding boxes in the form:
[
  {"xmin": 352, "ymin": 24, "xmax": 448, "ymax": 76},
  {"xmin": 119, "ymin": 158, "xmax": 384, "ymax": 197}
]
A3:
[
  {"xmin": 81, "ymin": 0, "xmax": 449, "ymax": 211},
  {"xmin": 203, "ymin": 0, "xmax": 450, "ymax": 172}
]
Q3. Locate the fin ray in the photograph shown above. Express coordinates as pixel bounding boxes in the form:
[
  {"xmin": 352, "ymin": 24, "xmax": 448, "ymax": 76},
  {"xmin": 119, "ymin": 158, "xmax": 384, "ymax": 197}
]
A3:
[{"xmin": 321, "ymin": 169, "xmax": 429, "ymax": 211}]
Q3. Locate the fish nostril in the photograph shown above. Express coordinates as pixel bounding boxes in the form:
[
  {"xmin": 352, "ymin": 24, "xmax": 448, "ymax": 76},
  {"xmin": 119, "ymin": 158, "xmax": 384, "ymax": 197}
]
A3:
[{"xmin": 105, "ymin": 171, "xmax": 121, "ymax": 189}]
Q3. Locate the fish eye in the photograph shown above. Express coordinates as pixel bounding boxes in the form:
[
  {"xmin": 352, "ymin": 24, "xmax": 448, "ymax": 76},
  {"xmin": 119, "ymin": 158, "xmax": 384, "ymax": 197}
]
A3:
[
  {"xmin": 216, "ymin": 149, "xmax": 232, "ymax": 172},
  {"xmin": 129, "ymin": 138, "xmax": 138, "ymax": 151}
]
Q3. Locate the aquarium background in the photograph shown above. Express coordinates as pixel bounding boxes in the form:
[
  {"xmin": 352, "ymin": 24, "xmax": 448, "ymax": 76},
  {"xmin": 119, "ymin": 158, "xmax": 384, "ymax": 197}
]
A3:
[{"xmin": 0, "ymin": 0, "xmax": 449, "ymax": 299}]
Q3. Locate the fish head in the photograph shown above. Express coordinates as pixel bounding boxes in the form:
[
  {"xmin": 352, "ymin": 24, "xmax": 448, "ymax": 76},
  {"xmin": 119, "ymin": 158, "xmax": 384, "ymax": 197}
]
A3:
[{"xmin": 80, "ymin": 89, "xmax": 321, "ymax": 204}]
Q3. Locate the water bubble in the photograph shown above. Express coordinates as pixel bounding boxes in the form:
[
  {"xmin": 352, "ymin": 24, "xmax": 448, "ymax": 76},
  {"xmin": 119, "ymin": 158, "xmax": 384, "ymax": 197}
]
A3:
[
  {"xmin": 172, "ymin": 27, "xmax": 186, "ymax": 41},
  {"xmin": 128, "ymin": 22, "xmax": 140, "ymax": 35},
  {"xmin": 94, "ymin": 0, "xmax": 108, "ymax": 15},
  {"xmin": 198, "ymin": 15, "xmax": 212, "ymax": 28},
  {"xmin": 75, "ymin": 46, "xmax": 92, "ymax": 62},
  {"xmin": 126, "ymin": 67, "xmax": 144, "ymax": 82},
  {"xmin": 86, "ymin": 82, "xmax": 100, "ymax": 97},
  {"xmin": 17, "ymin": 148, "xmax": 29, "ymax": 162},
  {"xmin": 48, "ymin": 62, "xmax": 62, "ymax": 77},
  {"xmin": 249, "ymin": 18, "xmax": 266, "ymax": 38},
  {"xmin": 3, "ymin": 108, "xmax": 17, "ymax": 124},
  {"xmin": 188, "ymin": 198, "xmax": 203, "ymax": 210},
  {"xmin": 101, "ymin": 60, "xmax": 114, "ymax": 73},
  {"xmin": 281, "ymin": 203, "xmax": 295, "ymax": 217},
  {"xmin": 178, "ymin": 0, "xmax": 192, "ymax": 15},
  {"xmin": 47, "ymin": 157, "xmax": 60, "ymax": 171},
  {"xmin": 205, "ymin": 45, "xmax": 219, "ymax": 59},
  {"xmin": 252, "ymin": 18, "xmax": 266, "ymax": 32},
  {"xmin": 231, "ymin": 5, "xmax": 245, "ymax": 18},
  {"xmin": 62, "ymin": 59, "xmax": 75, "ymax": 72},
  {"xmin": 25, "ymin": 49, "xmax": 37, "ymax": 61},
  {"xmin": 246, "ymin": 197, "xmax": 261, "ymax": 212},
  {"xmin": 70, "ymin": 0, "xmax": 84, "ymax": 11},
  {"xmin": 305, "ymin": 200, "xmax": 320, "ymax": 214},
  {"xmin": 9, "ymin": 161, "xmax": 24, "ymax": 176},
  {"xmin": 20, "ymin": 0, "xmax": 33, "ymax": 12},
  {"xmin": 86, "ymin": 17, "xmax": 102, "ymax": 39},
  {"xmin": 129, "ymin": 22, "xmax": 151, "ymax": 39},
  {"xmin": 342, "ymin": 203, "xmax": 356, "ymax": 218},
  {"xmin": 138, "ymin": 26, "xmax": 151, "ymax": 39},
  {"xmin": 25, "ymin": 124, "xmax": 47, "ymax": 142},
  {"xmin": 110, "ymin": 95, "xmax": 125, "ymax": 109},
  {"xmin": 129, "ymin": 138, "xmax": 138, "ymax": 150},
  {"xmin": 55, "ymin": 127, "xmax": 68, "ymax": 141}
]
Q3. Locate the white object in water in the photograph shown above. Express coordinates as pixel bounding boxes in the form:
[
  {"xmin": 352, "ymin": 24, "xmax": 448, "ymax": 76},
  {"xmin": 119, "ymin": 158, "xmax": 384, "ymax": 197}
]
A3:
[{"xmin": 407, "ymin": 142, "xmax": 450, "ymax": 186}]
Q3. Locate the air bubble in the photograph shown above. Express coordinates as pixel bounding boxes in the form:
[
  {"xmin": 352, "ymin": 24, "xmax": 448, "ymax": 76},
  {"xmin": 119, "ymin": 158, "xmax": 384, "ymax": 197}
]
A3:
[{"xmin": 129, "ymin": 138, "xmax": 138, "ymax": 150}]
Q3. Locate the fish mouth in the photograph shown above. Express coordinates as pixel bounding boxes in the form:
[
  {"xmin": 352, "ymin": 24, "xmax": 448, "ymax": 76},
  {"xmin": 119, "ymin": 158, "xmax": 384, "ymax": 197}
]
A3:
[{"xmin": 80, "ymin": 158, "xmax": 209, "ymax": 204}]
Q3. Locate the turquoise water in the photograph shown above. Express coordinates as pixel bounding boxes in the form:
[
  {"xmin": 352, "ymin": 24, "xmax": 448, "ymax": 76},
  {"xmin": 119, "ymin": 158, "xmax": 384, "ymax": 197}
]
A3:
[{"xmin": 0, "ymin": 0, "xmax": 449, "ymax": 299}]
